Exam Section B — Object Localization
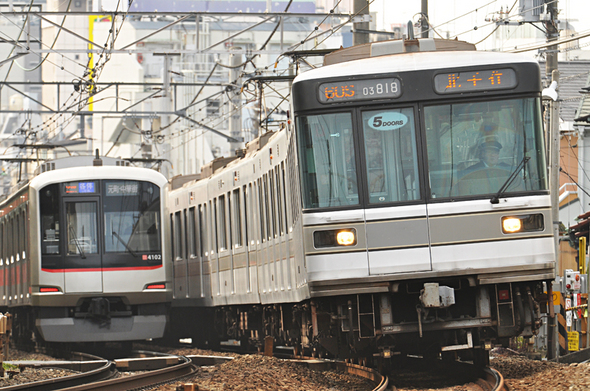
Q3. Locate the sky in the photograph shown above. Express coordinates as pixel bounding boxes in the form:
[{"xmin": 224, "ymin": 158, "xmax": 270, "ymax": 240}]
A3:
[
  {"xmin": 371, "ymin": 0, "xmax": 590, "ymax": 50},
  {"xmin": 98, "ymin": 0, "xmax": 590, "ymax": 52}
]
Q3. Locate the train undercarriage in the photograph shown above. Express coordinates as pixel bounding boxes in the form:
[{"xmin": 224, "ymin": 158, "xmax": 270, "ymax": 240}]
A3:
[{"xmin": 176, "ymin": 279, "xmax": 546, "ymax": 365}]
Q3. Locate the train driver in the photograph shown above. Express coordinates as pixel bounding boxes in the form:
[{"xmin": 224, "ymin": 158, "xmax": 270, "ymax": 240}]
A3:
[{"xmin": 460, "ymin": 135, "xmax": 510, "ymax": 178}]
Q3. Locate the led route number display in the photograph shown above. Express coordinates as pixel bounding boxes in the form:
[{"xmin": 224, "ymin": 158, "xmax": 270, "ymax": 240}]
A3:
[
  {"xmin": 318, "ymin": 78, "xmax": 402, "ymax": 103},
  {"xmin": 433, "ymin": 68, "xmax": 517, "ymax": 94},
  {"xmin": 65, "ymin": 181, "xmax": 96, "ymax": 194}
]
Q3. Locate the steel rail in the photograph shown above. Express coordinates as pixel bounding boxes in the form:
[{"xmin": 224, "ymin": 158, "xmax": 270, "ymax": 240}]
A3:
[
  {"xmin": 0, "ymin": 358, "xmax": 116, "ymax": 391},
  {"xmin": 57, "ymin": 353, "xmax": 197, "ymax": 391}
]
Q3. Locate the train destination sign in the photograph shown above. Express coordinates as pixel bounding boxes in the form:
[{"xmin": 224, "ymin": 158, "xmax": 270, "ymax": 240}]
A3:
[
  {"xmin": 318, "ymin": 77, "xmax": 402, "ymax": 103},
  {"xmin": 433, "ymin": 68, "xmax": 517, "ymax": 94},
  {"xmin": 65, "ymin": 181, "xmax": 96, "ymax": 194}
]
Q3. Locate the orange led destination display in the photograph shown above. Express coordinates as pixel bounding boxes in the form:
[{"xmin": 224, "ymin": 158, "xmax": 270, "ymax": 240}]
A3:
[
  {"xmin": 319, "ymin": 78, "xmax": 402, "ymax": 103},
  {"xmin": 434, "ymin": 68, "xmax": 517, "ymax": 94}
]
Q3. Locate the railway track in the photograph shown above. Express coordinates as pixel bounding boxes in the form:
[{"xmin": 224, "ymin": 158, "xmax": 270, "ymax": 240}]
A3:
[
  {"xmin": 1, "ymin": 350, "xmax": 197, "ymax": 391},
  {"xmin": 386, "ymin": 356, "xmax": 507, "ymax": 391}
]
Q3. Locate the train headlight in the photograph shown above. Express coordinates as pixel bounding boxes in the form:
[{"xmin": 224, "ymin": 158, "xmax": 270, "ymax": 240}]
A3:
[
  {"xmin": 502, "ymin": 214, "xmax": 544, "ymax": 234},
  {"xmin": 502, "ymin": 217, "xmax": 522, "ymax": 233},
  {"xmin": 336, "ymin": 230, "xmax": 356, "ymax": 246},
  {"xmin": 313, "ymin": 229, "xmax": 357, "ymax": 248}
]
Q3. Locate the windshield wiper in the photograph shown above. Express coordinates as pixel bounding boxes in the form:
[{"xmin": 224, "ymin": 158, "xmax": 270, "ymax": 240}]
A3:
[
  {"xmin": 490, "ymin": 156, "xmax": 530, "ymax": 204},
  {"xmin": 69, "ymin": 227, "xmax": 86, "ymax": 259},
  {"xmin": 112, "ymin": 231, "xmax": 137, "ymax": 257}
]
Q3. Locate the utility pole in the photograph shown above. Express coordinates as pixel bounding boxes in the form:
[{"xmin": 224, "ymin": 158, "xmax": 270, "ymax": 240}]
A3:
[
  {"xmin": 229, "ymin": 47, "xmax": 243, "ymax": 155},
  {"xmin": 352, "ymin": 0, "xmax": 370, "ymax": 46},
  {"xmin": 421, "ymin": 0, "xmax": 428, "ymax": 38},
  {"xmin": 544, "ymin": 0, "xmax": 559, "ymax": 360}
]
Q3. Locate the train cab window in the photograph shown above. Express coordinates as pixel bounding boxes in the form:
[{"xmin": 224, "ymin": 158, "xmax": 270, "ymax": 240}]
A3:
[
  {"xmin": 361, "ymin": 107, "xmax": 421, "ymax": 204},
  {"xmin": 66, "ymin": 202, "xmax": 98, "ymax": 255},
  {"xmin": 296, "ymin": 112, "xmax": 359, "ymax": 208},
  {"xmin": 103, "ymin": 180, "xmax": 162, "ymax": 254},
  {"xmin": 40, "ymin": 184, "xmax": 61, "ymax": 255},
  {"xmin": 424, "ymin": 98, "xmax": 547, "ymax": 199}
]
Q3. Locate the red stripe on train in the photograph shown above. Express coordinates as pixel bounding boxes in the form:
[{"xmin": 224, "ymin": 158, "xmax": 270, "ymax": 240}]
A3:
[{"xmin": 41, "ymin": 265, "xmax": 163, "ymax": 273}]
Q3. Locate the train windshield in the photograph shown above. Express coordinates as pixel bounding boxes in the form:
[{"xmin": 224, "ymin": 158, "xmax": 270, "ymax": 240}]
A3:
[
  {"xmin": 425, "ymin": 97, "xmax": 547, "ymax": 199},
  {"xmin": 103, "ymin": 181, "xmax": 161, "ymax": 254},
  {"xmin": 297, "ymin": 112, "xmax": 359, "ymax": 208},
  {"xmin": 361, "ymin": 107, "xmax": 420, "ymax": 203}
]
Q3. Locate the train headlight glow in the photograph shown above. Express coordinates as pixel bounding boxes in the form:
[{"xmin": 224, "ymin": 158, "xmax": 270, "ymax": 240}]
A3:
[
  {"xmin": 313, "ymin": 229, "xmax": 357, "ymax": 248},
  {"xmin": 502, "ymin": 217, "xmax": 522, "ymax": 233},
  {"xmin": 502, "ymin": 214, "xmax": 544, "ymax": 234},
  {"xmin": 336, "ymin": 231, "xmax": 356, "ymax": 246}
]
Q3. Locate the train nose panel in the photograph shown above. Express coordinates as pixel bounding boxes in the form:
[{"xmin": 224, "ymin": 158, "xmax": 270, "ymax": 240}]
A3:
[{"xmin": 365, "ymin": 205, "xmax": 432, "ymax": 275}]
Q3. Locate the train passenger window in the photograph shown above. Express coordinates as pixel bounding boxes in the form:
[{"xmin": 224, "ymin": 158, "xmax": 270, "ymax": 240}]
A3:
[
  {"xmin": 281, "ymin": 163, "xmax": 289, "ymax": 234},
  {"xmin": 264, "ymin": 174, "xmax": 272, "ymax": 240},
  {"xmin": 173, "ymin": 212, "xmax": 182, "ymax": 260},
  {"xmin": 269, "ymin": 173, "xmax": 277, "ymax": 238},
  {"xmin": 218, "ymin": 195, "xmax": 227, "ymax": 251},
  {"xmin": 198, "ymin": 205, "xmax": 205, "ymax": 257},
  {"xmin": 296, "ymin": 112, "xmax": 359, "ymax": 208},
  {"xmin": 183, "ymin": 209, "xmax": 189, "ymax": 259},
  {"xmin": 424, "ymin": 98, "xmax": 547, "ymax": 198},
  {"xmin": 361, "ymin": 107, "xmax": 421, "ymax": 203},
  {"xmin": 257, "ymin": 179, "xmax": 266, "ymax": 243},
  {"xmin": 66, "ymin": 202, "xmax": 98, "ymax": 255},
  {"xmin": 40, "ymin": 184, "xmax": 61, "ymax": 255},
  {"xmin": 275, "ymin": 168, "xmax": 284, "ymax": 236},
  {"xmin": 232, "ymin": 189, "xmax": 242, "ymax": 248},
  {"xmin": 170, "ymin": 214, "xmax": 176, "ymax": 259},
  {"xmin": 189, "ymin": 207, "xmax": 197, "ymax": 257},
  {"xmin": 209, "ymin": 200, "xmax": 215, "ymax": 254}
]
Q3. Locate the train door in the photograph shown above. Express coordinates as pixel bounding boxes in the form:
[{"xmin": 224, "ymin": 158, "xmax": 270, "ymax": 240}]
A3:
[
  {"xmin": 360, "ymin": 106, "xmax": 432, "ymax": 274},
  {"xmin": 63, "ymin": 197, "xmax": 102, "ymax": 293}
]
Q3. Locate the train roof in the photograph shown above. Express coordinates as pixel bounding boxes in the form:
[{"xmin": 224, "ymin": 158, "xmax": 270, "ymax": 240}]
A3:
[
  {"xmin": 293, "ymin": 50, "xmax": 537, "ymax": 84},
  {"xmin": 29, "ymin": 164, "xmax": 168, "ymax": 190}
]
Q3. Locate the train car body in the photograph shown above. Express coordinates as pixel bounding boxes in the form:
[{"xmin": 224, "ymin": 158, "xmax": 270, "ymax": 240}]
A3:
[
  {"xmin": 0, "ymin": 156, "xmax": 171, "ymax": 344},
  {"xmin": 169, "ymin": 38, "xmax": 555, "ymax": 363}
]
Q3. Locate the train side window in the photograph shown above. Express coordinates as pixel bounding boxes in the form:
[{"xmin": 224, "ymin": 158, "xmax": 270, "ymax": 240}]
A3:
[
  {"xmin": 40, "ymin": 184, "xmax": 61, "ymax": 255},
  {"xmin": 189, "ymin": 206, "xmax": 197, "ymax": 258},
  {"xmin": 183, "ymin": 209, "xmax": 189, "ymax": 260},
  {"xmin": 227, "ymin": 192, "xmax": 233, "ymax": 250},
  {"xmin": 218, "ymin": 195, "xmax": 227, "ymax": 251},
  {"xmin": 198, "ymin": 204, "xmax": 205, "ymax": 257},
  {"xmin": 275, "ymin": 167, "xmax": 284, "ymax": 236},
  {"xmin": 15, "ymin": 214, "xmax": 20, "ymax": 259},
  {"xmin": 232, "ymin": 188, "xmax": 242, "ymax": 248},
  {"xmin": 257, "ymin": 179, "xmax": 265, "ymax": 243},
  {"xmin": 23, "ymin": 207, "xmax": 28, "ymax": 259},
  {"xmin": 243, "ymin": 185, "xmax": 249, "ymax": 248},
  {"xmin": 269, "ymin": 173, "xmax": 277, "ymax": 238},
  {"xmin": 281, "ymin": 162, "xmax": 290, "ymax": 233},
  {"xmin": 170, "ymin": 214, "xmax": 176, "ymax": 260},
  {"xmin": 209, "ymin": 200, "xmax": 215, "ymax": 255},
  {"xmin": 174, "ymin": 212, "xmax": 182, "ymax": 260},
  {"xmin": 264, "ymin": 174, "xmax": 272, "ymax": 241}
]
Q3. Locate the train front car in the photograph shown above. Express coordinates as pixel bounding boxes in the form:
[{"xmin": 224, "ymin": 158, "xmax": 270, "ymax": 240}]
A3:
[
  {"xmin": 291, "ymin": 39, "xmax": 555, "ymax": 363},
  {"xmin": 22, "ymin": 157, "xmax": 171, "ymax": 345}
]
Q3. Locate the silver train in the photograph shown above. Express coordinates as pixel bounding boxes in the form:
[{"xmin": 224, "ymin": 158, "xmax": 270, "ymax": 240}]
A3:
[
  {"xmin": 0, "ymin": 155, "xmax": 171, "ymax": 345},
  {"xmin": 167, "ymin": 38, "xmax": 555, "ymax": 363}
]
